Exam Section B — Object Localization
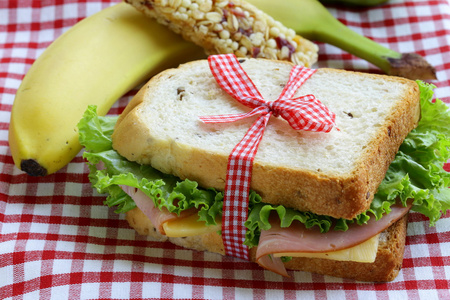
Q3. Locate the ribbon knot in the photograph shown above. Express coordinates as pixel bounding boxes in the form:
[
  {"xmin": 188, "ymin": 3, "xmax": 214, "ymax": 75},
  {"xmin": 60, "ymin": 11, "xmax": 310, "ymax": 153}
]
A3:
[
  {"xmin": 199, "ymin": 54, "xmax": 337, "ymax": 260},
  {"xmin": 265, "ymin": 101, "xmax": 281, "ymax": 117}
]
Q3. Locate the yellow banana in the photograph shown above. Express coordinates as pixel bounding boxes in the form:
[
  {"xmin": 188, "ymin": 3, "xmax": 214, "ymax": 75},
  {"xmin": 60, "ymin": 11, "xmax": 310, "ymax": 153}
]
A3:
[{"xmin": 9, "ymin": 3, "xmax": 204, "ymax": 176}]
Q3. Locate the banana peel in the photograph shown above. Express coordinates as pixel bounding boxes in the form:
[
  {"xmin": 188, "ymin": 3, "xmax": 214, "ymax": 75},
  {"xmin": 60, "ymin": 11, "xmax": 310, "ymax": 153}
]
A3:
[{"xmin": 248, "ymin": 0, "xmax": 437, "ymax": 80}]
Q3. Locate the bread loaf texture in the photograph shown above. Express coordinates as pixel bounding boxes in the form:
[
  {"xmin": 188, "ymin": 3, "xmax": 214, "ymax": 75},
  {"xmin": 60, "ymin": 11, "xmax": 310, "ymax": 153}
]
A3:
[
  {"xmin": 126, "ymin": 207, "xmax": 408, "ymax": 282},
  {"xmin": 112, "ymin": 58, "xmax": 420, "ymax": 219}
]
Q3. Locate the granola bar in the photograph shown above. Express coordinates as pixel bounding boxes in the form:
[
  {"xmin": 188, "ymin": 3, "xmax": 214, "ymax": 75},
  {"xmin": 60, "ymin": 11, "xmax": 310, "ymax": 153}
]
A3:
[{"xmin": 125, "ymin": 0, "xmax": 319, "ymax": 67}]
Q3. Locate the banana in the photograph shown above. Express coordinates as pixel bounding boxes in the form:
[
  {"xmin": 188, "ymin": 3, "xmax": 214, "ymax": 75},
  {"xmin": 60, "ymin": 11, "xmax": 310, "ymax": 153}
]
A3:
[{"xmin": 9, "ymin": 3, "xmax": 204, "ymax": 176}]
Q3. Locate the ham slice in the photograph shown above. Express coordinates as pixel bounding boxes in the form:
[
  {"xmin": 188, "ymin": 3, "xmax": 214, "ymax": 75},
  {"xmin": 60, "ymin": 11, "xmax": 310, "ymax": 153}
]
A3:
[
  {"xmin": 121, "ymin": 184, "xmax": 411, "ymax": 277},
  {"xmin": 257, "ymin": 254, "xmax": 290, "ymax": 277},
  {"xmin": 255, "ymin": 202, "xmax": 412, "ymax": 276},
  {"xmin": 121, "ymin": 185, "xmax": 198, "ymax": 234}
]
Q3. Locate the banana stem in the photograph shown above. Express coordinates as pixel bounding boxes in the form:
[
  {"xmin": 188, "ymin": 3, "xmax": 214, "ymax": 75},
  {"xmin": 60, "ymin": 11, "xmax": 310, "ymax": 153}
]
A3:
[
  {"xmin": 301, "ymin": 13, "xmax": 400, "ymax": 74},
  {"xmin": 249, "ymin": 0, "xmax": 436, "ymax": 80}
]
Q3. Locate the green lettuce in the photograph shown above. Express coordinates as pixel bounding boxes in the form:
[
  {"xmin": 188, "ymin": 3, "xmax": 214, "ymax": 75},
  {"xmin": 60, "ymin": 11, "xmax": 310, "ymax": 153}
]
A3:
[
  {"xmin": 368, "ymin": 81, "xmax": 450, "ymax": 224},
  {"xmin": 78, "ymin": 81, "xmax": 449, "ymax": 248},
  {"xmin": 78, "ymin": 106, "xmax": 220, "ymax": 224}
]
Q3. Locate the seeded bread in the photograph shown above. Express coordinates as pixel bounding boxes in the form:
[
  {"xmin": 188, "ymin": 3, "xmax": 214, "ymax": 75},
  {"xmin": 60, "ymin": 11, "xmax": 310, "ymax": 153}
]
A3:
[
  {"xmin": 126, "ymin": 206, "xmax": 408, "ymax": 282},
  {"xmin": 112, "ymin": 58, "xmax": 420, "ymax": 219},
  {"xmin": 124, "ymin": 0, "xmax": 318, "ymax": 67}
]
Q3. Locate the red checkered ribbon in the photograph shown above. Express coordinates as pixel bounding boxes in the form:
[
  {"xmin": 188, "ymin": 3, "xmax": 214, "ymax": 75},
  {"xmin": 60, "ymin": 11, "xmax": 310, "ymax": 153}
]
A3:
[{"xmin": 200, "ymin": 54, "xmax": 337, "ymax": 260}]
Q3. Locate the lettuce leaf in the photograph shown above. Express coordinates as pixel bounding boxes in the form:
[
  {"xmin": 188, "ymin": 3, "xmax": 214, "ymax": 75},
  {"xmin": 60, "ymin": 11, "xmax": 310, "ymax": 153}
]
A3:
[
  {"xmin": 245, "ymin": 81, "xmax": 449, "ymax": 244},
  {"xmin": 78, "ymin": 106, "xmax": 221, "ymax": 224},
  {"xmin": 367, "ymin": 81, "xmax": 450, "ymax": 225},
  {"xmin": 78, "ymin": 80, "xmax": 450, "ymax": 248}
]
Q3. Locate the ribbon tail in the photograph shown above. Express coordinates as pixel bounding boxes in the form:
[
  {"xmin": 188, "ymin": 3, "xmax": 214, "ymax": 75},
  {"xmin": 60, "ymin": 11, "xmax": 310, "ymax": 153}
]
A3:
[
  {"xmin": 222, "ymin": 113, "xmax": 271, "ymax": 259},
  {"xmin": 208, "ymin": 55, "xmax": 266, "ymax": 108},
  {"xmin": 277, "ymin": 66, "xmax": 316, "ymax": 100},
  {"xmin": 199, "ymin": 106, "xmax": 269, "ymax": 124}
]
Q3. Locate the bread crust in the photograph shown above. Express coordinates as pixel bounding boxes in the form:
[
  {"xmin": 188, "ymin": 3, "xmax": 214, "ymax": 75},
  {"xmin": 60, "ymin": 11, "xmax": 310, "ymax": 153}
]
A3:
[
  {"xmin": 113, "ymin": 61, "xmax": 420, "ymax": 219},
  {"xmin": 126, "ymin": 207, "xmax": 408, "ymax": 282}
]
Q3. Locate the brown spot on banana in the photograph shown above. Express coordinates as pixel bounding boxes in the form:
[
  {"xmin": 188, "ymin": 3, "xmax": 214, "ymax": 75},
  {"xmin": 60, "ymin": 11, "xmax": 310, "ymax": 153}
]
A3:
[{"xmin": 20, "ymin": 159, "xmax": 48, "ymax": 176}]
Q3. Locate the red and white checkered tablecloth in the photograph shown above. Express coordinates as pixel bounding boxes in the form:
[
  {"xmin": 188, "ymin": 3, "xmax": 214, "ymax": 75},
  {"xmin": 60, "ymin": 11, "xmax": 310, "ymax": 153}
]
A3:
[{"xmin": 1, "ymin": 0, "xmax": 449, "ymax": 299}]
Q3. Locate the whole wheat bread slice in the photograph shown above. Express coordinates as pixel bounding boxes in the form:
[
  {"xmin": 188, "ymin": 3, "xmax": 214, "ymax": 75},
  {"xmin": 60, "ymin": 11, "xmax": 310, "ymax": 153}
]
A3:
[{"xmin": 112, "ymin": 58, "xmax": 420, "ymax": 219}]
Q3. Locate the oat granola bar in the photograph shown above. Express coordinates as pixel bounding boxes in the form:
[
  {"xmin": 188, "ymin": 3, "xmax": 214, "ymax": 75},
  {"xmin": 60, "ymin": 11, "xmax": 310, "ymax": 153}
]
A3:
[{"xmin": 125, "ymin": 0, "xmax": 318, "ymax": 67}]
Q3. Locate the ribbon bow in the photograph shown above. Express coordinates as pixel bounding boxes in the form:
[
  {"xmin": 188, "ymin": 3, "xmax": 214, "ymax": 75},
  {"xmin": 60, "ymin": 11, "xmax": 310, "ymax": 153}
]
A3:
[{"xmin": 200, "ymin": 54, "xmax": 337, "ymax": 260}]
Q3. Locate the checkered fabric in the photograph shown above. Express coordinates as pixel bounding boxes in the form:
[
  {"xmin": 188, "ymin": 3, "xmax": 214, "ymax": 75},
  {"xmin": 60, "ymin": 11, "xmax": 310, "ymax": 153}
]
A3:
[
  {"xmin": 201, "ymin": 54, "xmax": 336, "ymax": 260},
  {"xmin": 1, "ymin": 0, "xmax": 449, "ymax": 299}
]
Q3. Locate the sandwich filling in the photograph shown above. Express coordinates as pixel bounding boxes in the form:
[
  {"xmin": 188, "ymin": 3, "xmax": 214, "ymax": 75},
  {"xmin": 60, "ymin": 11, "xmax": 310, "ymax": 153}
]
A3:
[{"xmin": 78, "ymin": 81, "xmax": 450, "ymax": 275}]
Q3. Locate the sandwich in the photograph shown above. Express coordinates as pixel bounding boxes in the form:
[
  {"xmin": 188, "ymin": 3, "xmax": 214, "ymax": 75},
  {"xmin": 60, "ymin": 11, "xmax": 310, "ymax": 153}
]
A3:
[{"xmin": 78, "ymin": 57, "xmax": 450, "ymax": 282}]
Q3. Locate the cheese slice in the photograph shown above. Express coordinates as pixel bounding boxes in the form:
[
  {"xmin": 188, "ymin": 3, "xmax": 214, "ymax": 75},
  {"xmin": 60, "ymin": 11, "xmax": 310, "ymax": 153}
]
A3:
[
  {"xmin": 163, "ymin": 213, "xmax": 222, "ymax": 237},
  {"xmin": 273, "ymin": 234, "xmax": 380, "ymax": 263},
  {"xmin": 164, "ymin": 215, "xmax": 379, "ymax": 263}
]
